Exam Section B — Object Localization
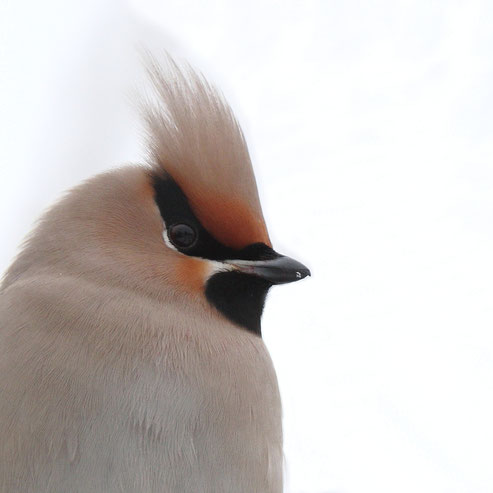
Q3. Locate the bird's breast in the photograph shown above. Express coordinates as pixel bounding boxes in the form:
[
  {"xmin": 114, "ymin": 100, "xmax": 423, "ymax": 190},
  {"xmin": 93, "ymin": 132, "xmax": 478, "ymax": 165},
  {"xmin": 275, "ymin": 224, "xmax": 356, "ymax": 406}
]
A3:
[{"xmin": 0, "ymin": 274, "xmax": 283, "ymax": 492}]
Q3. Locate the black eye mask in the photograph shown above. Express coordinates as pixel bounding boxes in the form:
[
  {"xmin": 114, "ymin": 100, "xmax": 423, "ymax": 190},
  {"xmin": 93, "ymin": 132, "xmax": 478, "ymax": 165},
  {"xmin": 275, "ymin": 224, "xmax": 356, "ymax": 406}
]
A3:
[
  {"xmin": 151, "ymin": 171, "xmax": 308, "ymax": 336},
  {"xmin": 152, "ymin": 172, "xmax": 278, "ymax": 262}
]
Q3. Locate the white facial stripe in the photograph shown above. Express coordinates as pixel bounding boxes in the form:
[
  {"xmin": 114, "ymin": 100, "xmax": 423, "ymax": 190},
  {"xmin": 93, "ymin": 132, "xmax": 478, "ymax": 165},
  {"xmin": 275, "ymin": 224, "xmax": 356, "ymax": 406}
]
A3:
[
  {"xmin": 162, "ymin": 228, "xmax": 178, "ymax": 252},
  {"xmin": 203, "ymin": 260, "xmax": 235, "ymax": 281}
]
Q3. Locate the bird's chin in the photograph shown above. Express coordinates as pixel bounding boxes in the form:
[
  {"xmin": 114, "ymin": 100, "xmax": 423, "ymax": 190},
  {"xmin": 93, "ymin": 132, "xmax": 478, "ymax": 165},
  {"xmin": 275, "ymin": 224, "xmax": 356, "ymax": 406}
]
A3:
[{"xmin": 204, "ymin": 271, "xmax": 273, "ymax": 336}]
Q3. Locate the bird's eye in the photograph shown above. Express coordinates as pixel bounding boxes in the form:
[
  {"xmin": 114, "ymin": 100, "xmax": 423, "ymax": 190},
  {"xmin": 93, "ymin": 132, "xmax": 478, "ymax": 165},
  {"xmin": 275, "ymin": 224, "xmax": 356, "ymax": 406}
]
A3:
[{"xmin": 168, "ymin": 223, "xmax": 197, "ymax": 249}]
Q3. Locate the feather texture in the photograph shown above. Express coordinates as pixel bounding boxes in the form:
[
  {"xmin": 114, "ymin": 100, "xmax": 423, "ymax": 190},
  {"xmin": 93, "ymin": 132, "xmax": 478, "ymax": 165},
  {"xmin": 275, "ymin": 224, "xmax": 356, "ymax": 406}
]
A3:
[
  {"xmin": 143, "ymin": 56, "xmax": 270, "ymax": 249},
  {"xmin": 0, "ymin": 58, "xmax": 283, "ymax": 492}
]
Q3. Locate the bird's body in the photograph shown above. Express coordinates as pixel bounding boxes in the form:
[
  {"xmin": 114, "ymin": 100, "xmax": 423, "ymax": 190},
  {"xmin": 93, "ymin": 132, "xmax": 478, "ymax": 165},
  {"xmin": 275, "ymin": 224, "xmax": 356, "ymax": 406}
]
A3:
[{"xmin": 0, "ymin": 60, "xmax": 308, "ymax": 492}]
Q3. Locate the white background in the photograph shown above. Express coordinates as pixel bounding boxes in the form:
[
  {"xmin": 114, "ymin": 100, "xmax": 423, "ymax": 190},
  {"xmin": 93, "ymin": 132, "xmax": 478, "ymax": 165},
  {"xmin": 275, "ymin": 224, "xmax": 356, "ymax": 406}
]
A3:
[{"xmin": 1, "ymin": 1, "xmax": 493, "ymax": 492}]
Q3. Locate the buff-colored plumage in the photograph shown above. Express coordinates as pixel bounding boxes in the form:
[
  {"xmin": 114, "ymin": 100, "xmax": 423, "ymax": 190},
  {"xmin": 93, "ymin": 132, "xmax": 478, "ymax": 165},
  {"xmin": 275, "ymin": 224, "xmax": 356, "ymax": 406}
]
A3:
[
  {"xmin": 0, "ymin": 59, "xmax": 283, "ymax": 492},
  {"xmin": 144, "ymin": 58, "xmax": 270, "ymax": 249}
]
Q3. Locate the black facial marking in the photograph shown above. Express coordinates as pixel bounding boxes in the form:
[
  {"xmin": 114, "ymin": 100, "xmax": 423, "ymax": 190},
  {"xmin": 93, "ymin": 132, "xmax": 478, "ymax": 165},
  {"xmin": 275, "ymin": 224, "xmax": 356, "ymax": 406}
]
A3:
[
  {"xmin": 152, "ymin": 172, "xmax": 276, "ymax": 261},
  {"xmin": 205, "ymin": 272, "xmax": 272, "ymax": 336},
  {"xmin": 152, "ymin": 172, "xmax": 276, "ymax": 336}
]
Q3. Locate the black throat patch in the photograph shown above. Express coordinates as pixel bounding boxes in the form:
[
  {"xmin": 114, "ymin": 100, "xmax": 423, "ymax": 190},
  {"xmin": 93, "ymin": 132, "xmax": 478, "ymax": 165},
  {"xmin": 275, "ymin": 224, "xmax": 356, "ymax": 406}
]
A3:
[
  {"xmin": 204, "ymin": 272, "xmax": 271, "ymax": 336},
  {"xmin": 152, "ymin": 172, "xmax": 275, "ymax": 336}
]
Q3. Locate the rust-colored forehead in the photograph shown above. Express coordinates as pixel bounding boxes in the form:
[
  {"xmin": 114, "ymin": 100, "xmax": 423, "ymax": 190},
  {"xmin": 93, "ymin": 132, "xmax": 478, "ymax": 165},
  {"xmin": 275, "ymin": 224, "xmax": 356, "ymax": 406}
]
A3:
[{"xmin": 183, "ymin": 186, "xmax": 271, "ymax": 250}]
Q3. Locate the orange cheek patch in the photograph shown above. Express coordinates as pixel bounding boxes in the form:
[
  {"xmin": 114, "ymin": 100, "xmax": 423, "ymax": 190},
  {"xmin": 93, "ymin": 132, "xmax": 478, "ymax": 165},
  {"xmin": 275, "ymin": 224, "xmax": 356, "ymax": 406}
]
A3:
[
  {"xmin": 187, "ymin": 192, "xmax": 271, "ymax": 249},
  {"xmin": 174, "ymin": 256, "xmax": 209, "ymax": 293}
]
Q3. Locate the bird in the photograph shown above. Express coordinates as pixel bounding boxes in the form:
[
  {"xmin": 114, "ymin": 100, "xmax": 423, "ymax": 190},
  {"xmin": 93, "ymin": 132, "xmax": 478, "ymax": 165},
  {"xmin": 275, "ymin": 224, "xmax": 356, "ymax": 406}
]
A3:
[{"xmin": 0, "ymin": 57, "xmax": 310, "ymax": 493}]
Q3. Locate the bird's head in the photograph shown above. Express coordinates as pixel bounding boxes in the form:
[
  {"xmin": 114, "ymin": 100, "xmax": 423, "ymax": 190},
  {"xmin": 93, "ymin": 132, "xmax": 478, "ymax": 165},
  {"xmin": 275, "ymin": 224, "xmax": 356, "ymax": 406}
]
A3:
[
  {"xmin": 3, "ymin": 58, "xmax": 309, "ymax": 337},
  {"xmin": 141, "ymin": 60, "xmax": 310, "ymax": 335}
]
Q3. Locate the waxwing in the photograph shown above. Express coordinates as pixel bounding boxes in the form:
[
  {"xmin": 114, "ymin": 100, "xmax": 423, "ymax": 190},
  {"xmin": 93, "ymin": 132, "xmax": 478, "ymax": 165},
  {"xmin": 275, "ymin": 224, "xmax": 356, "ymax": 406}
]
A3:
[{"xmin": 0, "ymin": 57, "xmax": 310, "ymax": 493}]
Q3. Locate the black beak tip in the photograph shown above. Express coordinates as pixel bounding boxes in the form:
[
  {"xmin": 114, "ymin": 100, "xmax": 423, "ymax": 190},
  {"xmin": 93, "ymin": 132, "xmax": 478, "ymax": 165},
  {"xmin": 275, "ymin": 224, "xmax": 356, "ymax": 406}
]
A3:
[
  {"xmin": 296, "ymin": 267, "xmax": 311, "ymax": 280},
  {"xmin": 265, "ymin": 256, "xmax": 311, "ymax": 285},
  {"xmin": 232, "ymin": 253, "xmax": 311, "ymax": 285}
]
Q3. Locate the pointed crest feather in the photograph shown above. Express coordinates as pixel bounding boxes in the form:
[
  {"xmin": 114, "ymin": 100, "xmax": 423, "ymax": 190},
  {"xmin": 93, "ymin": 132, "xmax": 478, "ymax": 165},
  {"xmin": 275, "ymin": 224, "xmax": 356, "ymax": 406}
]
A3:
[{"xmin": 142, "ymin": 55, "xmax": 270, "ymax": 249}]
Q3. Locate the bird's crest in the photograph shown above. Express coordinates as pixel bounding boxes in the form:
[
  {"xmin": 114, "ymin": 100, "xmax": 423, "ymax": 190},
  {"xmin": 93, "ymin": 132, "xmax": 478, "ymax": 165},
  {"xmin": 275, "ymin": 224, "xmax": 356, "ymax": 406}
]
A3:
[{"xmin": 143, "ymin": 56, "xmax": 270, "ymax": 249}]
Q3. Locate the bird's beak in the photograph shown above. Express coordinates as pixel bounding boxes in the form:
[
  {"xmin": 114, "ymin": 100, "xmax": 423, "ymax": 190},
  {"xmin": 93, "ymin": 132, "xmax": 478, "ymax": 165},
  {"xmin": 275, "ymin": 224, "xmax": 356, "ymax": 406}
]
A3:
[{"xmin": 228, "ymin": 255, "xmax": 311, "ymax": 285}]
